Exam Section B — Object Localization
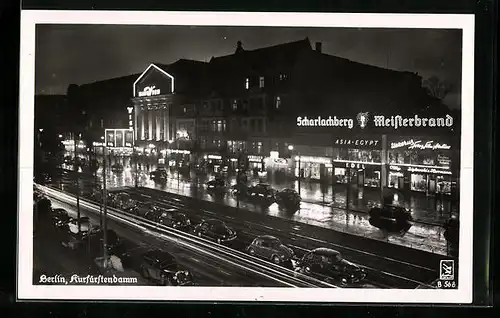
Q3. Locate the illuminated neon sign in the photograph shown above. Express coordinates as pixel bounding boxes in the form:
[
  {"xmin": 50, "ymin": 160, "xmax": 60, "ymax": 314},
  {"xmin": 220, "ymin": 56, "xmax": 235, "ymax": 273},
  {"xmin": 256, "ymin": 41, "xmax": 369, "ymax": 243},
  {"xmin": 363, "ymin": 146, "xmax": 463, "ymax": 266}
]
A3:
[
  {"xmin": 407, "ymin": 167, "xmax": 452, "ymax": 175},
  {"xmin": 133, "ymin": 63, "xmax": 175, "ymax": 97},
  {"xmin": 390, "ymin": 139, "xmax": 451, "ymax": 150},
  {"xmin": 334, "ymin": 138, "xmax": 380, "ymax": 147},
  {"xmin": 138, "ymin": 86, "xmax": 161, "ymax": 97}
]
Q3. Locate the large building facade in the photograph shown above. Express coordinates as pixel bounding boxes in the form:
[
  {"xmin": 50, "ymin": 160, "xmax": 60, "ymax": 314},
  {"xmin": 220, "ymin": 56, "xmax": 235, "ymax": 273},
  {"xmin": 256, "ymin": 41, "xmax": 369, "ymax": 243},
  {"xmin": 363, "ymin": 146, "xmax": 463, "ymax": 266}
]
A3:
[{"xmin": 67, "ymin": 38, "xmax": 460, "ymax": 197}]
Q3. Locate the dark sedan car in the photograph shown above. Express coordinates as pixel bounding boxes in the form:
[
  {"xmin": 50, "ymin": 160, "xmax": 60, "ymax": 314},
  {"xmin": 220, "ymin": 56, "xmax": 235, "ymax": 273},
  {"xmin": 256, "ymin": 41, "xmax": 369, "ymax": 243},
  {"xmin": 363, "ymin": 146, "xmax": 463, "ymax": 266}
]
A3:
[
  {"xmin": 246, "ymin": 235, "xmax": 295, "ymax": 265},
  {"xmin": 111, "ymin": 163, "xmax": 124, "ymax": 172},
  {"xmin": 156, "ymin": 208, "xmax": 191, "ymax": 230},
  {"xmin": 247, "ymin": 183, "xmax": 276, "ymax": 202},
  {"xmin": 295, "ymin": 248, "xmax": 366, "ymax": 286},
  {"xmin": 120, "ymin": 249, "xmax": 194, "ymax": 286},
  {"xmin": 275, "ymin": 189, "xmax": 301, "ymax": 209},
  {"xmin": 51, "ymin": 208, "xmax": 71, "ymax": 230},
  {"xmin": 193, "ymin": 219, "xmax": 237, "ymax": 244},
  {"xmin": 368, "ymin": 204, "xmax": 413, "ymax": 233},
  {"xmin": 150, "ymin": 169, "xmax": 168, "ymax": 181},
  {"xmin": 206, "ymin": 179, "xmax": 226, "ymax": 191}
]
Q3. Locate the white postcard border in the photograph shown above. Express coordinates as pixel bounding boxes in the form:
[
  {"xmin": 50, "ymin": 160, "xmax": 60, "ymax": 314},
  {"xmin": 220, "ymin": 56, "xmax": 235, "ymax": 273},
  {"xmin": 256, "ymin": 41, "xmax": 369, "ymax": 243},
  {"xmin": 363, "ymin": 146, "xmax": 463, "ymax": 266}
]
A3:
[{"xmin": 18, "ymin": 10, "xmax": 475, "ymax": 303}]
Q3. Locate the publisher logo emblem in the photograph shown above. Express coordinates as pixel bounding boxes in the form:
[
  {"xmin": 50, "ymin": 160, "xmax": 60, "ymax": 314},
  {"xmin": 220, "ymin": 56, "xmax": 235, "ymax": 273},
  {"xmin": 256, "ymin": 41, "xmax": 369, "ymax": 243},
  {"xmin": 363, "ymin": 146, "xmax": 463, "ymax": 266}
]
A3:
[{"xmin": 439, "ymin": 260, "xmax": 455, "ymax": 280}]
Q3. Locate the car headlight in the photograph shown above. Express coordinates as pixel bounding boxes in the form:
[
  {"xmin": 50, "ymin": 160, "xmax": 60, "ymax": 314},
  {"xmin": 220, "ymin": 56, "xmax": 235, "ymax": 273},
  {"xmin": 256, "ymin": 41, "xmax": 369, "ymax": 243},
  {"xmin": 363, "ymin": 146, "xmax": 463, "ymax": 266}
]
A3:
[{"xmin": 186, "ymin": 220, "xmax": 191, "ymax": 225}]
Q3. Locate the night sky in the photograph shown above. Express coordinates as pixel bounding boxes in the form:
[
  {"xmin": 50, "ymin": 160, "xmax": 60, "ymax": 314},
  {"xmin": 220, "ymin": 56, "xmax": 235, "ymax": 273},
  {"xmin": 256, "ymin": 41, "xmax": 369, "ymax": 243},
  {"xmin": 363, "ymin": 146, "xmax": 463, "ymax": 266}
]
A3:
[{"xmin": 35, "ymin": 25, "xmax": 462, "ymax": 109}]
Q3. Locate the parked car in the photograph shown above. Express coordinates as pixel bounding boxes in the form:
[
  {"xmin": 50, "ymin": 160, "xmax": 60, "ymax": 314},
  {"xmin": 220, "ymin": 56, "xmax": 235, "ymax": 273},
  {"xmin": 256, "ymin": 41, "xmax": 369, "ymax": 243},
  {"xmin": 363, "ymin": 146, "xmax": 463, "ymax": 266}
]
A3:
[
  {"xmin": 295, "ymin": 248, "xmax": 366, "ymax": 286},
  {"xmin": 127, "ymin": 202, "xmax": 159, "ymax": 218},
  {"xmin": 275, "ymin": 189, "xmax": 301, "ymax": 209},
  {"xmin": 246, "ymin": 235, "xmax": 295, "ymax": 265},
  {"xmin": 113, "ymin": 192, "xmax": 136, "ymax": 210},
  {"xmin": 111, "ymin": 163, "xmax": 124, "ymax": 172},
  {"xmin": 119, "ymin": 249, "xmax": 194, "ymax": 286},
  {"xmin": 206, "ymin": 179, "xmax": 226, "ymax": 191},
  {"xmin": 157, "ymin": 208, "xmax": 191, "ymax": 230},
  {"xmin": 247, "ymin": 183, "xmax": 277, "ymax": 201},
  {"xmin": 193, "ymin": 219, "xmax": 237, "ymax": 244},
  {"xmin": 150, "ymin": 169, "xmax": 168, "ymax": 181},
  {"xmin": 369, "ymin": 204, "xmax": 412, "ymax": 222},
  {"xmin": 51, "ymin": 208, "xmax": 72, "ymax": 230},
  {"xmin": 230, "ymin": 183, "xmax": 249, "ymax": 196}
]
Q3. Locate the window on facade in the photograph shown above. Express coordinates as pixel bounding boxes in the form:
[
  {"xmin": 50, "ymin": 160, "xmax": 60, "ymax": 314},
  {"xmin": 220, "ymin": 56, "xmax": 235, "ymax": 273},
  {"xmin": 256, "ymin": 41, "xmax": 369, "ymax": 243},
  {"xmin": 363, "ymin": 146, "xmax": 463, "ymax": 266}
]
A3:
[
  {"xmin": 242, "ymin": 119, "xmax": 248, "ymax": 129},
  {"xmin": 200, "ymin": 136, "xmax": 207, "ymax": 149},
  {"xmin": 256, "ymin": 119, "xmax": 262, "ymax": 133},
  {"xmin": 250, "ymin": 119, "xmax": 256, "ymax": 132},
  {"xmin": 183, "ymin": 107, "xmax": 187, "ymax": 113},
  {"xmin": 100, "ymin": 119, "xmax": 104, "ymax": 128},
  {"xmin": 257, "ymin": 141, "xmax": 263, "ymax": 154},
  {"xmin": 217, "ymin": 120, "xmax": 223, "ymax": 132},
  {"xmin": 232, "ymin": 100, "xmax": 238, "ymax": 110},
  {"xmin": 231, "ymin": 118, "xmax": 238, "ymax": 132},
  {"xmin": 346, "ymin": 149, "xmax": 381, "ymax": 163},
  {"xmin": 217, "ymin": 100, "xmax": 223, "ymax": 111},
  {"xmin": 275, "ymin": 96, "xmax": 281, "ymax": 109},
  {"xmin": 259, "ymin": 76, "xmax": 265, "ymax": 88},
  {"xmin": 245, "ymin": 78, "xmax": 250, "ymax": 89},
  {"xmin": 201, "ymin": 120, "xmax": 209, "ymax": 132}
]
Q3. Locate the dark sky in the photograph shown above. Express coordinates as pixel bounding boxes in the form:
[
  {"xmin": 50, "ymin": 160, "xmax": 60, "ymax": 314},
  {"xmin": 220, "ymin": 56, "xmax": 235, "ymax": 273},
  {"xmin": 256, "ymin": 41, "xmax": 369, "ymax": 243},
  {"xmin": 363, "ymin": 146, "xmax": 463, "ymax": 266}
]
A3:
[{"xmin": 35, "ymin": 25, "xmax": 462, "ymax": 109}]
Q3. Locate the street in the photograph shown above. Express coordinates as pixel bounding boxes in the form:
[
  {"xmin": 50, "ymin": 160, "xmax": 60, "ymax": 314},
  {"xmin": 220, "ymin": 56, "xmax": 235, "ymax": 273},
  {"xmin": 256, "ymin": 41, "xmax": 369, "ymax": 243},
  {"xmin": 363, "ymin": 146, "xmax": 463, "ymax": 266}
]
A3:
[
  {"xmin": 53, "ymin": 163, "xmax": 448, "ymax": 256},
  {"xmin": 34, "ymin": 194, "xmax": 293, "ymax": 287},
  {"xmin": 77, "ymin": 156, "xmax": 456, "ymax": 226}
]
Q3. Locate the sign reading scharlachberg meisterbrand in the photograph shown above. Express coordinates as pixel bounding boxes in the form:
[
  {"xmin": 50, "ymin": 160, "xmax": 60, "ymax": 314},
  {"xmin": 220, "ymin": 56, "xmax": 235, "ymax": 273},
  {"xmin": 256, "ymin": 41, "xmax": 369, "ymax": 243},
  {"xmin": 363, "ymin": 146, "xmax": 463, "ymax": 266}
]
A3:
[{"xmin": 296, "ymin": 113, "xmax": 454, "ymax": 129}]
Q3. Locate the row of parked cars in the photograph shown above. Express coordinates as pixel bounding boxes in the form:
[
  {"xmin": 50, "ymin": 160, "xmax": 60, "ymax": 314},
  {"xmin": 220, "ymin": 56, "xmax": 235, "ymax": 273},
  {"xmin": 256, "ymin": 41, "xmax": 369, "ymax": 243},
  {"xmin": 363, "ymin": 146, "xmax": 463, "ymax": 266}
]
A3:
[
  {"xmin": 33, "ymin": 189, "xmax": 195, "ymax": 286},
  {"xmin": 206, "ymin": 178, "xmax": 302, "ymax": 210},
  {"xmin": 102, "ymin": 190, "xmax": 366, "ymax": 287}
]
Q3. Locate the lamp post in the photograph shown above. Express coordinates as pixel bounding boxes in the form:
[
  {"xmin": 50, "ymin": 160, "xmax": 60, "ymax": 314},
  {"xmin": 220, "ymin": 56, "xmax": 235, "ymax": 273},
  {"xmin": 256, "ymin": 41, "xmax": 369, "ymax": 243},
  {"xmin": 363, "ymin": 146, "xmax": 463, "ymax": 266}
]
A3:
[
  {"xmin": 288, "ymin": 145, "xmax": 301, "ymax": 196},
  {"xmin": 102, "ymin": 143, "xmax": 108, "ymax": 268},
  {"xmin": 74, "ymin": 132, "xmax": 81, "ymax": 232}
]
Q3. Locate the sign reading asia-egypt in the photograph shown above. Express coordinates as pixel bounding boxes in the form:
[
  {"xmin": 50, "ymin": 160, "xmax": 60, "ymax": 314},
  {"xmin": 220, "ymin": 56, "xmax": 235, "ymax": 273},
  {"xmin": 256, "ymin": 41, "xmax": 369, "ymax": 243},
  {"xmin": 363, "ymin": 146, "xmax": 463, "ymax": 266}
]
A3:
[
  {"xmin": 334, "ymin": 138, "xmax": 381, "ymax": 148},
  {"xmin": 138, "ymin": 85, "xmax": 161, "ymax": 97}
]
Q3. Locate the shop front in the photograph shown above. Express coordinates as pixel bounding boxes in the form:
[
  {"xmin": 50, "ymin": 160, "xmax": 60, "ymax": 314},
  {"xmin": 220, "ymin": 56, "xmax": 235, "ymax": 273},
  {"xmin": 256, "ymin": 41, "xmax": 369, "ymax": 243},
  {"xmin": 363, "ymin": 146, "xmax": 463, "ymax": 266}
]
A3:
[
  {"xmin": 293, "ymin": 156, "xmax": 332, "ymax": 182},
  {"xmin": 202, "ymin": 154, "xmax": 224, "ymax": 173},
  {"xmin": 331, "ymin": 136, "xmax": 384, "ymax": 188},
  {"xmin": 166, "ymin": 149, "xmax": 191, "ymax": 169},
  {"xmin": 247, "ymin": 155, "xmax": 265, "ymax": 172},
  {"xmin": 387, "ymin": 136, "xmax": 455, "ymax": 195}
]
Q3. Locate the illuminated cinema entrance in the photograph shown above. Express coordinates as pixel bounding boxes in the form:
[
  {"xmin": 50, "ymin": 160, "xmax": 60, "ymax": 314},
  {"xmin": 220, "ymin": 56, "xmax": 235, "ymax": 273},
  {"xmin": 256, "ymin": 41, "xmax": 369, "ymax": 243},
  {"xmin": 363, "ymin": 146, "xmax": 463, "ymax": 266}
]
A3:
[
  {"xmin": 131, "ymin": 63, "xmax": 175, "ymax": 147},
  {"xmin": 104, "ymin": 128, "xmax": 135, "ymax": 155}
]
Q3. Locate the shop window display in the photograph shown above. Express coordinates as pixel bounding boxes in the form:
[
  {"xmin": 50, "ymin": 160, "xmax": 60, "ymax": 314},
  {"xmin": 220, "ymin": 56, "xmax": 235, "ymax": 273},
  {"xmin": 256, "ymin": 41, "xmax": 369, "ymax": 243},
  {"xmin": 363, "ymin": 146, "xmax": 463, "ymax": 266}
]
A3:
[
  {"xmin": 436, "ymin": 176, "xmax": 452, "ymax": 194},
  {"xmin": 334, "ymin": 167, "xmax": 347, "ymax": 183},
  {"xmin": 364, "ymin": 169, "xmax": 381, "ymax": 188},
  {"xmin": 388, "ymin": 171, "xmax": 403, "ymax": 188},
  {"xmin": 411, "ymin": 174, "xmax": 427, "ymax": 192}
]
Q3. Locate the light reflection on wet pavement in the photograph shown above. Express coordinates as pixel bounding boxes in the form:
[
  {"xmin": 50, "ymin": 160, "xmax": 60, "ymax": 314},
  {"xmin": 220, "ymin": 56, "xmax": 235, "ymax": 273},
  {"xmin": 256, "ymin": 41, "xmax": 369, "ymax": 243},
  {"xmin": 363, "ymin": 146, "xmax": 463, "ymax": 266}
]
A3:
[{"xmin": 56, "ymin": 163, "xmax": 448, "ymax": 256}]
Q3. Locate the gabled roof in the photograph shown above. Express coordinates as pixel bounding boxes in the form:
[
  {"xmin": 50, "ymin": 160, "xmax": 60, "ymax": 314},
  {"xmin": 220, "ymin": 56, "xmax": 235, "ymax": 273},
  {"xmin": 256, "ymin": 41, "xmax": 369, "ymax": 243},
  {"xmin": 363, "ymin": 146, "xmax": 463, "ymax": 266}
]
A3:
[{"xmin": 209, "ymin": 38, "xmax": 312, "ymax": 70}]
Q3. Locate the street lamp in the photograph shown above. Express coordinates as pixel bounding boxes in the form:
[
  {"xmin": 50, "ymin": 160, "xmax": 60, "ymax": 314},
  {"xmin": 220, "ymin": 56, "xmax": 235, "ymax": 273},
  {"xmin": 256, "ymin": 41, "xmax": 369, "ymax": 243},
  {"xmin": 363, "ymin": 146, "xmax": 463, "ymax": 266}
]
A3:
[{"xmin": 288, "ymin": 145, "xmax": 301, "ymax": 196}]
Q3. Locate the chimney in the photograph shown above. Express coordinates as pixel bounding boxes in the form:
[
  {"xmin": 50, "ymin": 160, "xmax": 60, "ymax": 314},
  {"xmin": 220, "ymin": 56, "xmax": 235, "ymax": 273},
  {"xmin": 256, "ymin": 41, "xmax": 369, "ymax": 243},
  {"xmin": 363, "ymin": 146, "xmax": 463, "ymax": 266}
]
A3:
[
  {"xmin": 235, "ymin": 40, "xmax": 244, "ymax": 54},
  {"xmin": 315, "ymin": 42, "xmax": 322, "ymax": 53}
]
